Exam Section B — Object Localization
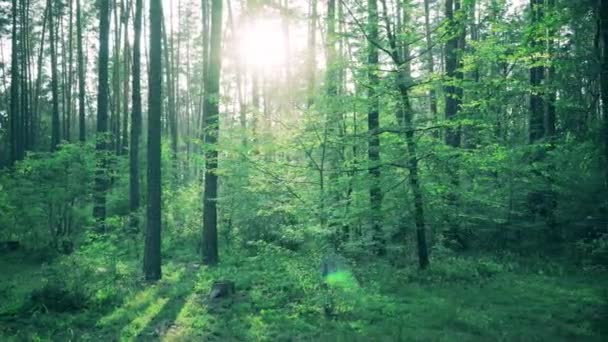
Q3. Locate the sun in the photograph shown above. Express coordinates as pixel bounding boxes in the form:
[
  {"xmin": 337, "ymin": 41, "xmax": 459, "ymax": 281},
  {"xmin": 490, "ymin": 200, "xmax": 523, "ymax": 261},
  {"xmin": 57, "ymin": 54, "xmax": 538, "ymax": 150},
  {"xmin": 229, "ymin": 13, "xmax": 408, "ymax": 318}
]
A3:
[{"xmin": 238, "ymin": 18, "xmax": 287, "ymax": 71}]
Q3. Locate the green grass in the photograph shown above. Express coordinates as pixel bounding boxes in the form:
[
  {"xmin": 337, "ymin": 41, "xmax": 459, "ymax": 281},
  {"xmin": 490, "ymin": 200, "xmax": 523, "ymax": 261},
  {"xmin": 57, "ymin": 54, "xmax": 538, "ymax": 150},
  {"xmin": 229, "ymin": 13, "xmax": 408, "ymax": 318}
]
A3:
[{"xmin": 0, "ymin": 244, "xmax": 606, "ymax": 341}]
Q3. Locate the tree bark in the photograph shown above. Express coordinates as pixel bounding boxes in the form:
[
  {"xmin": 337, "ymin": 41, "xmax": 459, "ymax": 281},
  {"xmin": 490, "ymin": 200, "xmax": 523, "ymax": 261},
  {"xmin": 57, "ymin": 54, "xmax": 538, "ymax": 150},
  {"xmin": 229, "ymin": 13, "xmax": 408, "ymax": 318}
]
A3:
[
  {"xmin": 144, "ymin": 0, "xmax": 163, "ymax": 281},
  {"xmin": 66, "ymin": 0, "xmax": 74, "ymax": 142},
  {"xmin": 130, "ymin": 0, "xmax": 143, "ymax": 231},
  {"xmin": 9, "ymin": 0, "xmax": 20, "ymax": 164},
  {"xmin": 306, "ymin": 0, "xmax": 317, "ymax": 108},
  {"xmin": 367, "ymin": 0, "xmax": 383, "ymax": 253},
  {"xmin": 122, "ymin": 0, "xmax": 130, "ymax": 154},
  {"xmin": 201, "ymin": 0, "xmax": 223, "ymax": 266},
  {"xmin": 32, "ymin": 2, "xmax": 50, "ymax": 149},
  {"xmin": 112, "ymin": 0, "xmax": 122, "ymax": 154},
  {"xmin": 423, "ymin": 0, "xmax": 437, "ymax": 124},
  {"xmin": 600, "ymin": 0, "xmax": 608, "ymax": 189},
  {"xmin": 529, "ymin": 0, "xmax": 545, "ymax": 143},
  {"xmin": 49, "ymin": 0, "xmax": 60, "ymax": 151},
  {"xmin": 444, "ymin": 0, "xmax": 463, "ymax": 148},
  {"xmin": 77, "ymin": 0, "xmax": 86, "ymax": 141},
  {"xmin": 94, "ymin": 0, "xmax": 111, "ymax": 230}
]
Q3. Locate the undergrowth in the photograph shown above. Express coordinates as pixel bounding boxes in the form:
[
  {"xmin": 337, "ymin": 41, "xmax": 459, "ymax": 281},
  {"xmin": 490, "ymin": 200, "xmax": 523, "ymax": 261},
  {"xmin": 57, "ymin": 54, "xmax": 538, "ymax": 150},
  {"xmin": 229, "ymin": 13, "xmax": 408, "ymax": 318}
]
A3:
[{"xmin": 1, "ymin": 238, "xmax": 607, "ymax": 341}]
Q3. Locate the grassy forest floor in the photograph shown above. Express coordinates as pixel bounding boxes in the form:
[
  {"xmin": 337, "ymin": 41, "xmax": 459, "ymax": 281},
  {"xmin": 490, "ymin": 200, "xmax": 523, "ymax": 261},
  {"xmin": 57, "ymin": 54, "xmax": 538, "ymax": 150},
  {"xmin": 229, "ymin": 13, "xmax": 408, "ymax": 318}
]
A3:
[{"xmin": 1, "ymin": 241, "xmax": 607, "ymax": 341}]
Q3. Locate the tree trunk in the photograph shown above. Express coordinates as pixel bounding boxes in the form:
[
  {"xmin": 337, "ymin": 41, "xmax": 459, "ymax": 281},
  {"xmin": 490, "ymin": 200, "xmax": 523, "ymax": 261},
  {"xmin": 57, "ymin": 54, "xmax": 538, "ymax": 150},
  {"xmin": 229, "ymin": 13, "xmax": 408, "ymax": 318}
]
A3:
[
  {"xmin": 19, "ymin": 0, "xmax": 30, "ymax": 153},
  {"xmin": 529, "ymin": 0, "xmax": 545, "ymax": 143},
  {"xmin": 201, "ymin": 0, "xmax": 223, "ymax": 266},
  {"xmin": 306, "ymin": 0, "xmax": 317, "ymax": 108},
  {"xmin": 144, "ymin": 0, "xmax": 163, "ymax": 281},
  {"xmin": 545, "ymin": 0, "xmax": 556, "ymax": 138},
  {"xmin": 9, "ymin": 0, "xmax": 20, "ymax": 164},
  {"xmin": 444, "ymin": 0, "xmax": 463, "ymax": 148},
  {"xmin": 66, "ymin": 0, "xmax": 74, "ymax": 142},
  {"xmin": 599, "ymin": 0, "xmax": 608, "ymax": 201},
  {"xmin": 379, "ymin": 0, "xmax": 429, "ymax": 268},
  {"xmin": 162, "ymin": 18, "xmax": 178, "ymax": 174},
  {"xmin": 77, "ymin": 0, "xmax": 86, "ymax": 142},
  {"xmin": 49, "ymin": 0, "xmax": 60, "ymax": 151},
  {"xmin": 122, "ymin": 0, "xmax": 130, "ymax": 154},
  {"xmin": 423, "ymin": 0, "xmax": 437, "ymax": 124},
  {"xmin": 367, "ymin": 0, "xmax": 383, "ymax": 254},
  {"xmin": 94, "ymin": 0, "xmax": 111, "ymax": 230},
  {"xmin": 130, "ymin": 0, "xmax": 143, "ymax": 231},
  {"xmin": 112, "ymin": 0, "xmax": 122, "ymax": 154},
  {"xmin": 32, "ymin": 2, "xmax": 50, "ymax": 149}
]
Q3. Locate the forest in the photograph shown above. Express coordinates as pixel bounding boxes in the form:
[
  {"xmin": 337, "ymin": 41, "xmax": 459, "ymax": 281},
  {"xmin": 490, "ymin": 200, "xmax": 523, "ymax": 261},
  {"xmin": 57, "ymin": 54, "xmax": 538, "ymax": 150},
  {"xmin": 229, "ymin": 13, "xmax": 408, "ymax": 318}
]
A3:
[{"xmin": 0, "ymin": 0, "xmax": 607, "ymax": 339}]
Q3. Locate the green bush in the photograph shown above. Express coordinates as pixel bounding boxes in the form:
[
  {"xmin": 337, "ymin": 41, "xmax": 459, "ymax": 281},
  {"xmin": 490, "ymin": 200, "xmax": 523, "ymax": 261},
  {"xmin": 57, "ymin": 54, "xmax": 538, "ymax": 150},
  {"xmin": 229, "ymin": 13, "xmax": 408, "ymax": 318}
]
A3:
[
  {"xmin": 29, "ymin": 282, "xmax": 88, "ymax": 313},
  {"xmin": 0, "ymin": 143, "xmax": 95, "ymax": 250}
]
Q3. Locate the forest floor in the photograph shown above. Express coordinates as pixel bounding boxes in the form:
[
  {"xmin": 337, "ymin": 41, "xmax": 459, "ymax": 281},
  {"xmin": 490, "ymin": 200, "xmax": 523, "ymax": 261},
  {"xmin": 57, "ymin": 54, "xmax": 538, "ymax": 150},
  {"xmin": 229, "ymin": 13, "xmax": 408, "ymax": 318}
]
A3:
[{"xmin": 0, "ymin": 242, "xmax": 607, "ymax": 341}]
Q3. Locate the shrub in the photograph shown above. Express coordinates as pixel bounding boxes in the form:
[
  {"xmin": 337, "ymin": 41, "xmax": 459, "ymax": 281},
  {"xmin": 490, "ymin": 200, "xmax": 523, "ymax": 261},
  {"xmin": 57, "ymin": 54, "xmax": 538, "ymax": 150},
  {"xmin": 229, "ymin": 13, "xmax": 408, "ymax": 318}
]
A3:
[{"xmin": 29, "ymin": 282, "xmax": 88, "ymax": 313}]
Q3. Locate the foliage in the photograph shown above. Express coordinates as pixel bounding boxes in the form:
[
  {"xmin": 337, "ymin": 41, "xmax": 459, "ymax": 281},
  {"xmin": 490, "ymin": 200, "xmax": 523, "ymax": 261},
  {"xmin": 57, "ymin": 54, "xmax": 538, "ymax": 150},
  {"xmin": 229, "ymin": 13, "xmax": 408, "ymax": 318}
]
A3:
[{"xmin": 0, "ymin": 143, "xmax": 95, "ymax": 249}]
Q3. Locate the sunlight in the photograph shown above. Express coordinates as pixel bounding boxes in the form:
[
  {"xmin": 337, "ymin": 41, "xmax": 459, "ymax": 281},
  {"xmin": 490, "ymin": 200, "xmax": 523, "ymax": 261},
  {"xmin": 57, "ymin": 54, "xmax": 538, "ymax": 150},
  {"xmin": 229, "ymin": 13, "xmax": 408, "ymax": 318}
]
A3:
[{"xmin": 238, "ymin": 18, "xmax": 287, "ymax": 70}]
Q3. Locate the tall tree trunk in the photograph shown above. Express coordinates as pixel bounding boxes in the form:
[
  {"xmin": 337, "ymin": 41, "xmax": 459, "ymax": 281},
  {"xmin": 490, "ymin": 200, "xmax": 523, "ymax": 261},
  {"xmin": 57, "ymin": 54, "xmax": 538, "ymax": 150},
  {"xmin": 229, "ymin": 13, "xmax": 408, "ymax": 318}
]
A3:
[
  {"xmin": 112, "ymin": 0, "xmax": 122, "ymax": 154},
  {"xmin": 545, "ymin": 0, "xmax": 556, "ymax": 138},
  {"xmin": 306, "ymin": 0, "xmax": 317, "ymax": 108},
  {"xmin": 367, "ymin": 0, "xmax": 383, "ymax": 253},
  {"xmin": 423, "ymin": 0, "xmax": 437, "ymax": 124},
  {"xmin": 444, "ymin": 0, "xmax": 463, "ymax": 147},
  {"xmin": 130, "ymin": 0, "xmax": 142, "ymax": 231},
  {"xmin": 32, "ymin": 2, "xmax": 49, "ymax": 149},
  {"xmin": 19, "ymin": 0, "xmax": 29, "ymax": 153},
  {"xmin": 326, "ymin": 0, "xmax": 337, "ymax": 97},
  {"xmin": 201, "ymin": 0, "xmax": 209, "ymax": 134},
  {"xmin": 379, "ymin": 0, "xmax": 429, "ymax": 268},
  {"xmin": 122, "ymin": 0, "xmax": 130, "ymax": 154},
  {"xmin": 9, "ymin": 0, "xmax": 20, "ymax": 164},
  {"xmin": 66, "ymin": 0, "xmax": 74, "ymax": 142},
  {"xmin": 599, "ymin": 0, "xmax": 608, "ymax": 209},
  {"xmin": 77, "ymin": 0, "xmax": 86, "ymax": 141},
  {"xmin": 49, "ymin": 0, "xmax": 60, "ymax": 151},
  {"xmin": 162, "ymin": 18, "xmax": 178, "ymax": 174},
  {"xmin": 144, "ymin": 0, "xmax": 163, "ymax": 281},
  {"xmin": 201, "ymin": 0, "xmax": 223, "ymax": 266},
  {"xmin": 529, "ymin": 0, "xmax": 545, "ymax": 143},
  {"xmin": 282, "ymin": 0, "xmax": 292, "ymax": 111},
  {"xmin": 94, "ymin": 0, "xmax": 111, "ymax": 230}
]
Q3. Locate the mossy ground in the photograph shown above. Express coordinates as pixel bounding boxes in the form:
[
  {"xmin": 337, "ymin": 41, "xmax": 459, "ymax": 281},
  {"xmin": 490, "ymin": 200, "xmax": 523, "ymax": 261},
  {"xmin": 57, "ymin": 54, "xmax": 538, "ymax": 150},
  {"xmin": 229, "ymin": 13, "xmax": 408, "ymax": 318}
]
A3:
[{"xmin": 1, "ymin": 243, "xmax": 606, "ymax": 341}]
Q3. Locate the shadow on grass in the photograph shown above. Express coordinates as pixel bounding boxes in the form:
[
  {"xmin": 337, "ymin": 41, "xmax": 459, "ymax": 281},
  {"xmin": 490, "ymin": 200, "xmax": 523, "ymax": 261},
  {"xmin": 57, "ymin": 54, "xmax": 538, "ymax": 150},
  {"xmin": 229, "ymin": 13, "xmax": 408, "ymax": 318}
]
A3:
[
  {"xmin": 134, "ymin": 269, "xmax": 198, "ymax": 341},
  {"xmin": 94, "ymin": 263, "xmax": 198, "ymax": 341}
]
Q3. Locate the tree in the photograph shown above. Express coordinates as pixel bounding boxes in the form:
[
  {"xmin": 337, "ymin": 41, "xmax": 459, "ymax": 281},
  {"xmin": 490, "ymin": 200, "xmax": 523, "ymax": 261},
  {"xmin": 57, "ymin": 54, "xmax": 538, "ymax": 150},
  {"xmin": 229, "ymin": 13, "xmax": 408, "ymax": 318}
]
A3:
[
  {"xmin": 596, "ymin": 0, "xmax": 608, "ymax": 235},
  {"xmin": 367, "ymin": 0, "xmax": 383, "ymax": 253},
  {"xmin": 201, "ymin": 0, "xmax": 223, "ymax": 266},
  {"xmin": 444, "ymin": 0, "xmax": 466, "ymax": 248},
  {"xmin": 49, "ymin": 0, "xmax": 60, "ymax": 151},
  {"xmin": 306, "ymin": 0, "xmax": 317, "ymax": 108},
  {"xmin": 423, "ymin": 0, "xmax": 437, "ymax": 122},
  {"xmin": 93, "ymin": 0, "xmax": 111, "ymax": 230},
  {"xmin": 9, "ymin": 0, "xmax": 20, "ymax": 164},
  {"xmin": 122, "ymin": 0, "xmax": 130, "ymax": 154},
  {"xmin": 445, "ymin": 0, "xmax": 464, "ymax": 148},
  {"xmin": 77, "ymin": 0, "xmax": 86, "ymax": 142},
  {"xmin": 379, "ymin": 0, "xmax": 429, "ymax": 268},
  {"xmin": 144, "ymin": 0, "xmax": 163, "ymax": 281},
  {"xmin": 130, "ymin": 0, "xmax": 143, "ymax": 231},
  {"xmin": 112, "ymin": 0, "xmax": 122, "ymax": 154},
  {"xmin": 529, "ymin": 0, "xmax": 545, "ymax": 143}
]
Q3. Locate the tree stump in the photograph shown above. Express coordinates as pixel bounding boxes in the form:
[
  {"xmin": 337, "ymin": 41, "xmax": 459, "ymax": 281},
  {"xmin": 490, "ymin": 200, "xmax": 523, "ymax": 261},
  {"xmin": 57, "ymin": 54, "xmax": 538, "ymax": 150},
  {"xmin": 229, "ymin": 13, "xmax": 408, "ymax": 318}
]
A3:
[{"xmin": 209, "ymin": 280, "xmax": 235, "ymax": 300}]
